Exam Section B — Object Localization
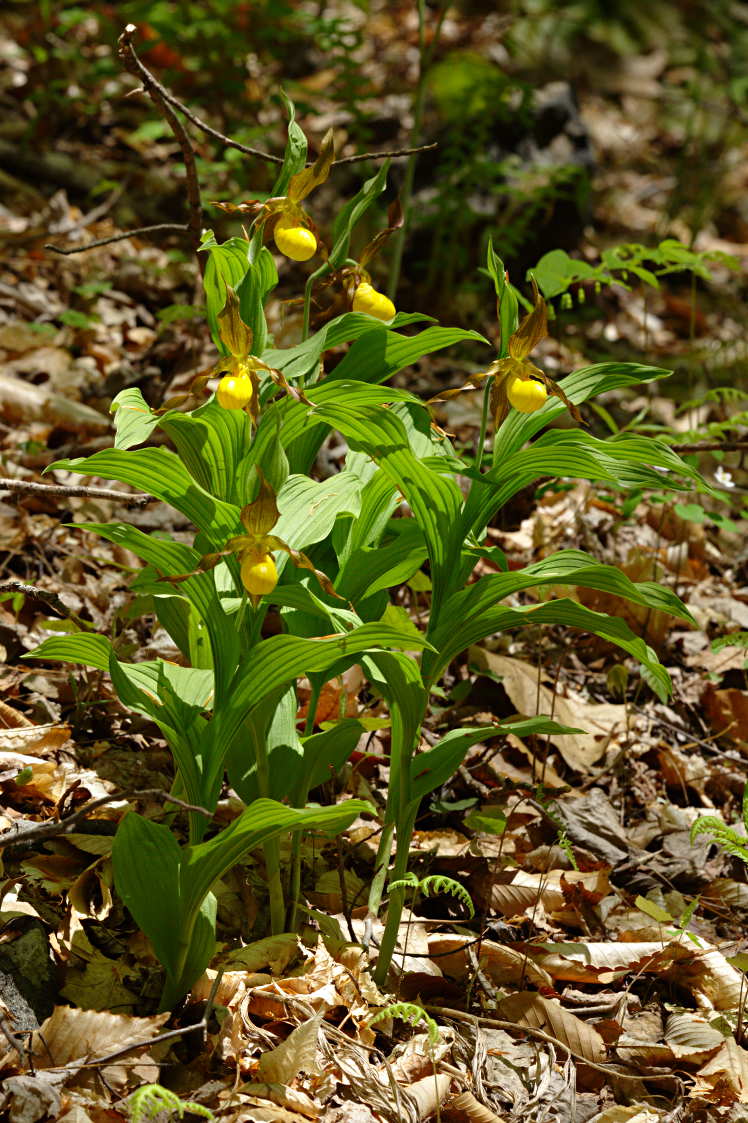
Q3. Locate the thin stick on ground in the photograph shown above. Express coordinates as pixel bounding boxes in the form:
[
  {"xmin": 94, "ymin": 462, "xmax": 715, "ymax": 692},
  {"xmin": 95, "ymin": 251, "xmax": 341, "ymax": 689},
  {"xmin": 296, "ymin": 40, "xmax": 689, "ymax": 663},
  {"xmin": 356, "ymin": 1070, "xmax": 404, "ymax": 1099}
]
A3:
[
  {"xmin": 45, "ymin": 223, "xmax": 189, "ymax": 255},
  {"xmin": 0, "ymin": 477, "xmax": 151, "ymax": 507},
  {"xmin": 0, "ymin": 789, "xmax": 213, "ymax": 851}
]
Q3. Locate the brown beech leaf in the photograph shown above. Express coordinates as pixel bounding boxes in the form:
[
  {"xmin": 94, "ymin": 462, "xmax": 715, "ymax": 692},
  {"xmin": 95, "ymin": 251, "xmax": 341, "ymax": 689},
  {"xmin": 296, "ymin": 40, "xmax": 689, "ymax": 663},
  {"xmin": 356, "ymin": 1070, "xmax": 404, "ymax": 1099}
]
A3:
[{"xmin": 497, "ymin": 991, "xmax": 607, "ymax": 1064}]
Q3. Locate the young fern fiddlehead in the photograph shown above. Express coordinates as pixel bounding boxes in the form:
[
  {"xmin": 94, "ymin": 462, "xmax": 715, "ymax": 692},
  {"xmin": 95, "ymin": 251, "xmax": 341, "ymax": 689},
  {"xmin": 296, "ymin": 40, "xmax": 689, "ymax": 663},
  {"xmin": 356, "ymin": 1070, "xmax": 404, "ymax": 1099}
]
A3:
[
  {"xmin": 368, "ymin": 1002, "xmax": 440, "ymax": 1046},
  {"xmin": 388, "ymin": 873, "xmax": 475, "ymax": 918}
]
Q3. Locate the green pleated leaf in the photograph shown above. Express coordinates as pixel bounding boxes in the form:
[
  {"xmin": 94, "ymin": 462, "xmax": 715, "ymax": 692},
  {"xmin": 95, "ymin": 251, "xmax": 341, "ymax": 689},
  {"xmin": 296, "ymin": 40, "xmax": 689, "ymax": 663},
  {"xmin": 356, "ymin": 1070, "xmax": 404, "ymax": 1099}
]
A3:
[
  {"xmin": 426, "ymin": 597, "xmax": 673, "ymax": 700},
  {"xmin": 271, "ymin": 92, "xmax": 308, "ymax": 198},
  {"xmin": 308, "ymin": 402, "xmax": 463, "ymax": 611},
  {"xmin": 159, "ymin": 399, "xmax": 252, "ymax": 506},
  {"xmin": 263, "ymin": 313, "xmax": 449, "ymax": 384},
  {"xmin": 209, "ymin": 624, "xmax": 433, "ymax": 798},
  {"xmin": 111, "ymin": 388, "xmax": 160, "ymax": 450},
  {"xmin": 47, "ymin": 448, "xmax": 241, "ymax": 545},
  {"xmin": 236, "ymin": 245, "xmax": 278, "ymax": 356},
  {"xmin": 26, "ymin": 632, "xmax": 113, "ymax": 671},
  {"xmin": 467, "ymin": 429, "xmax": 701, "ymax": 539},
  {"xmin": 337, "ymin": 520, "xmax": 427, "ymax": 601},
  {"xmin": 328, "ymin": 162, "xmax": 390, "ymax": 270},
  {"xmin": 274, "ymin": 471, "xmax": 364, "ymax": 551},
  {"xmin": 112, "ymin": 813, "xmax": 183, "ymax": 975},
  {"xmin": 77, "ymin": 522, "xmax": 240, "ymax": 702},
  {"xmin": 410, "ymin": 717, "xmax": 582, "ymax": 804},
  {"xmin": 199, "ymin": 233, "xmax": 251, "ymax": 353}
]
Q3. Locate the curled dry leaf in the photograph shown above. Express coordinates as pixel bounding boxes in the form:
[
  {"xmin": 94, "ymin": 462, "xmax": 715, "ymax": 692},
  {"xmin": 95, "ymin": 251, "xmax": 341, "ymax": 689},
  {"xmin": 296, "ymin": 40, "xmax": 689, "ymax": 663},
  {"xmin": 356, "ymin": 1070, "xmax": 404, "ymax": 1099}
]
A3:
[
  {"xmin": 256, "ymin": 1013, "xmax": 323, "ymax": 1085},
  {"xmin": 664, "ymin": 1010, "xmax": 726, "ymax": 1064},
  {"xmin": 428, "ymin": 934, "xmax": 553, "ymax": 989},
  {"xmin": 484, "ymin": 869, "xmax": 610, "ymax": 921},
  {"xmin": 692, "ymin": 1037, "xmax": 748, "ymax": 1105},
  {"xmin": 497, "ymin": 991, "xmax": 607, "ymax": 1065},
  {"xmin": 444, "ymin": 1090, "xmax": 504, "ymax": 1123},
  {"xmin": 402, "ymin": 1073, "xmax": 452, "ymax": 1123},
  {"xmin": 18, "ymin": 1005, "xmax": 168, "ymax": 1090},
  {"xmin": 528, "ymin": 937, "xmax": 745, "ymax": 1011},
  {"xmin": 469, "ymin": 648, "xmax": 628, "ymax": 772}
]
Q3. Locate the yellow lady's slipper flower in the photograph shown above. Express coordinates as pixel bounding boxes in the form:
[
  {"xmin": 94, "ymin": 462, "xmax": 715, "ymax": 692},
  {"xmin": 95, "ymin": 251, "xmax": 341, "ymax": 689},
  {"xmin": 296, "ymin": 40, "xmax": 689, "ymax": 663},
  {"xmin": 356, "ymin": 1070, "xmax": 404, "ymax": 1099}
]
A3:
[
  {"xmin": 506, "ymin": 374, "xmax": 548, "ymax": 413},
  {"xmin": 196, "ymin": 471, "xmax": 342, "ymax": 607},
  {"xmin": 240, "ymin": 552, "xmax": 278, "ymax": 596},
  {"xmin": 429, "ymin": 279, "xmax": 579, "ymax": 429},
  {"xmin": 216, "ymin": 373, "xmax": 254, "ymax": 411},
  {"xmin": 352, "ymin": 282, "xmax": 396, "ymax": 322},
  {"xmin": 273, "ymin": 217, "xmax": 317, "ymax": 262},
  {"xmin": 215, "ymin": 130, "xmax": 334, "ymax": 265}
]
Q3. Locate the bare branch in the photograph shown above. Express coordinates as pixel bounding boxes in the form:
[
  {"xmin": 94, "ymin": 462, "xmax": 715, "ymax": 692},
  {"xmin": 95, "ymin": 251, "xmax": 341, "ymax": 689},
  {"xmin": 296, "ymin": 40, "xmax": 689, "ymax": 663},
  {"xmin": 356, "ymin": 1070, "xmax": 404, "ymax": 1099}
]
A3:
[
  {"xmin": 117, "ymin": 25, "xmax": 203, "ymax": 251},
  {"xmin": 670, "ymin": 439, "xmax": 748, "ymax": 454},
  {"xmin": 0, "ymin": 583, "xmax": 71, "ymax": 618},
  {"xmin": 146, "ymin": 79, "xmax": 284, "ymax": 165},
  {"xmin": 45, "ymin": 223, "xmax": 189, "ymax": 256},
  {"xmin": 0, "ymin": 788, "xmax": 213, "ymax": 851},
  {"xmin": 0, "ymin": 477, "xmax": 151, "ymax": 507},
  {"xmin": 116, "ymin": 44, "xmax": 437, "ymax": 171},
  {"xmin": 333, "ymin": 142, "xmax": 437, "ymax": 166}
]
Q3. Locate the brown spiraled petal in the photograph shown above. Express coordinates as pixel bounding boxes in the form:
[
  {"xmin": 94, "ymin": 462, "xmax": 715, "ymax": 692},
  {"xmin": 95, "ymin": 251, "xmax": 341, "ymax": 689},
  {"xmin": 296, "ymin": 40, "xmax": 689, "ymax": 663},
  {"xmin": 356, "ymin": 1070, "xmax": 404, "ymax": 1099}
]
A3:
[
  {"xmin": 359, "ymin": 197, "xmax": 405, "ymax": 268},
  {"xmin": 508, "ymin": 279, "xmax": 547, "ymax": 362},
  {"xmin": 211, "ymin": 199, "xmax": 266, "ymax": 218},
  {"xmin": 218, "ymin": 286, "xmax": 253, "ymax": 359},
  {"xmin": 490, "ymin": 379, "xmax": 509, "ymax": 429},
  {"xmin": 287, "ymin": 127, "xmax": 336, "ymax": 202},
  {"xmin": 270, "ymin": 539, "xmax": 346, "ymax": 602},
  {"xmin": 264, "ymin": 364, "xmax": 314, "ymax": 408},
  {"xmin": 534, "ymin": 369, "xmax": 584, "ymax": 424}
]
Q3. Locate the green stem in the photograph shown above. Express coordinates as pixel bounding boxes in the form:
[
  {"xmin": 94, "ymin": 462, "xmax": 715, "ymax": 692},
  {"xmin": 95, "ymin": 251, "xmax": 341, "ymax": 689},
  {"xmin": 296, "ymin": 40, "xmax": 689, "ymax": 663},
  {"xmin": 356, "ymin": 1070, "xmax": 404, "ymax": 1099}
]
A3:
[
  {"xmin": 286, "ymin": 680, "xmax": 323, "ymax": 932},
  {"xmin": 373, "ymin": 807, "xmax": 416, "ymax": 988},
  {"xmin": 249, "ymin": 710, "xmax": 286, "ymax": 934},
  {"xmin": 475, "ymin": 380, "xmax": 492, "ymax": 473}
]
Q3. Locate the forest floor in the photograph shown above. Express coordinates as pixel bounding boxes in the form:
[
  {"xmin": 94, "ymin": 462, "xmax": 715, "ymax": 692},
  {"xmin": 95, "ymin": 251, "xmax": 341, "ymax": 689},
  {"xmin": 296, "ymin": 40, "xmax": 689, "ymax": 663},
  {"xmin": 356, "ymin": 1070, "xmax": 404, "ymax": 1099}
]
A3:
[{"xmin": 1, "ymin": 4, "xmax": 748, "ymax": 1122}]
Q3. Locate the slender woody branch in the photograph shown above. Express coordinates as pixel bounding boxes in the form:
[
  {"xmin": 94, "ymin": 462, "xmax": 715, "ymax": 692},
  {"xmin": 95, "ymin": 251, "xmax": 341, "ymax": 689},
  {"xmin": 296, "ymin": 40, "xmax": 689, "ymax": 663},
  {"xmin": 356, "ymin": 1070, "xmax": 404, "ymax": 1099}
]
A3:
[
  {"xmin": 0, "ymin": 477, "xmax": 151, "ymax": 507},
  {"xmin": 117, "ymin": 26, "xmax": 436, "ymax": 170},
  {"xmin": 45, "ymin": 223, "xmax": 189, "ymax": 255},
  {"xmin": 117, "ymin": 25, "xmax": 203, "ymax": 253}
]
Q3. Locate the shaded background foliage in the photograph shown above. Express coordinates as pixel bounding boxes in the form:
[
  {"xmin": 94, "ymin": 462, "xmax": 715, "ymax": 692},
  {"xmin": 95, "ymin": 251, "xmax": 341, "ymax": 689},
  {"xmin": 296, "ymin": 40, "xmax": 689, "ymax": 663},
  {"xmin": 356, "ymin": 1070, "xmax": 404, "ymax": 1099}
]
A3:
[{"xmin": 4, "ymin": 0, "xmax": 748, "ymax": 313}]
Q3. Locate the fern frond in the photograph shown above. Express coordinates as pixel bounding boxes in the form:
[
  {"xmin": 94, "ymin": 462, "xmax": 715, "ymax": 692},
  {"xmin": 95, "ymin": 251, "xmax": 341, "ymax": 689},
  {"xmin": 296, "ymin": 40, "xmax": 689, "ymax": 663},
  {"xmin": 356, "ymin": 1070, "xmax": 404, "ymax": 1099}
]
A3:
[
  {"xmin": 388, "ymin": 872, "xmax": 419, "ymax": 894},
  {"xmin": 419, "ymin": 875, "xmax": 475, "ymax": 918},
  {"xmin": 368, "ymin": 1002, "xmax": 440, "ymax": 1046},
  {"xmin": 691, "ymin": 815, "xmax": 748, "ymax": 865},
  {"xmin": 127, "ymin": 1084, "xmax": 215, "ymax": 1123}
]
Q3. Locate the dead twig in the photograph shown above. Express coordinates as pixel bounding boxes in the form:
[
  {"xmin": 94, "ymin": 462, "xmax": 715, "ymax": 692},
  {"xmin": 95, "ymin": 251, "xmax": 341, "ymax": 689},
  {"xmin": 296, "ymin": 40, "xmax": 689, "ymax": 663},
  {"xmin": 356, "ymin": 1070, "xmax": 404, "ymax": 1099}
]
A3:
[
  {"xmin": 0, "ymin": 583, "xmax": 71, "ymax": 619},
  {"xmin": 45, "ymin": 223, "xmax": 189, "ymax": 256},
  {"xmin": 0, "ymin": 789, "xmax": 213, "ymax": 851},
  {"xmin": 333, "ymin": 142, "xmax": 437, "ymax": 166},
  {"xmin": 142, "ymin": 73, "xmax": 437, "ymax": 168},
  {"xmin": 117, "ymin": 25, "xmax": 203, "ymax": 254},
  {"xmin": 671, "ymin": 439, "xmax": 748, "ymax": 453},
  {"xmin": 425, "ymin": 1005, "xmax": 679, "ymax": 1085},
  {"xmin": 0, "ymin": 477, "xmax": 151, "ymax": 507}
]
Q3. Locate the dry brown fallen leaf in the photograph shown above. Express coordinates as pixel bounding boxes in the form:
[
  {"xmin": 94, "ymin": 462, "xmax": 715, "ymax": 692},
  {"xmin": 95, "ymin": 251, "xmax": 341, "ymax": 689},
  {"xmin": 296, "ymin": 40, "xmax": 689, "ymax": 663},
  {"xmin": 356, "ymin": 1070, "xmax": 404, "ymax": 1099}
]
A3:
[
  {"xmin": 7, "ymin": 1005, "xmax": 169, "ymax": 1091},
  {"xmin": 528, "ymin": 936, "xmax": 745, "ymax": 1010},
  {"xmin": 497, "ymin": 991, "xmax": 607, "ymax": 1065},
  {"xmin": 427, "ymin": 934, "xmax": 553, "ymax": 989},
  {"xmin": 482, "ymin": 868, "xmax": 610, "ymax": 922},
  {"xmin": 692, "ymin": 1036, "xmax": 748, "ymax": 1105},
  {"xmin": 469, "ymin": 647, "xmax": 628, "ymax": 771}
]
